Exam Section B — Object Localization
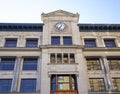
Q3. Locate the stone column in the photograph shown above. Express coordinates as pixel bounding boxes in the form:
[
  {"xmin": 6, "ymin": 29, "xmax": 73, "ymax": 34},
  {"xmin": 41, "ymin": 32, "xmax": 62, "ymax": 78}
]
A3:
[
  {"xmin": 36, "ymin": 56, "xmax": 42, "ymax": 92},
  {"xmin": 76, "ymin": 49, "xmax": 88, "ymax": 94},
  {"xmin": 11, "ymin": 56, "xmax": 21, "ymax": 92},
  {"xmin": 101, "ymin": 56, "xmax": 112, "ymax": 91}
]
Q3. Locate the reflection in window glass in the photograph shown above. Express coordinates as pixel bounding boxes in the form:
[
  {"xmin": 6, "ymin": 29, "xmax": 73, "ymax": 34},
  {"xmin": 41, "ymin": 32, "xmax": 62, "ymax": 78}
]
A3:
[
  {"xmin": 107, "ymin": 58, "xmax": 120, "ymax": 70},
  {"xmin": 112, "ymin": 78, "xmax": 120, "ymax": 91},
  {"xmin": 51, "ymin": 75, "xmax": 77, "ymax": 91},
  {"xmin": 89, "ymin": 78, "xmax": 106, "ymax": 92},
  {"xmin": 63, "ymin": 54, "xmax": 68, "ymax": 63},
  {"xmin": 86, "ymin": 58, "xmax": 101, "ymax": 70},
  {"xmin": 50, "ymin": 54, "xmax": 55, "ymax": 64}
]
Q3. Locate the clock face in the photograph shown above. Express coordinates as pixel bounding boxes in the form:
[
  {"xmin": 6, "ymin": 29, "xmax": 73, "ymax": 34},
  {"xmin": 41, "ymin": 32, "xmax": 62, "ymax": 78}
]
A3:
[{"xmin": 55, "ymin": 22, "xmax": 67, "ymax": 31}]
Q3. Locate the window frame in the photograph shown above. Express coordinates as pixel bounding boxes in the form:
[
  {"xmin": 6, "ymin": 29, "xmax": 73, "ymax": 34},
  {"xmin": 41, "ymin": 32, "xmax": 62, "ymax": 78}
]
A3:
[
  {"xmin": 26, "ymin": 38, "xmax": 38, "ymax": 47},
  {"xmin": 0, "ymin": 79, "xmax": 12, "ymax": 93},
  {"xmin": 86, "ymin": 57, "xmax": 101, "ymax": 70},
  {"xmin": 51, "ymin": 74, "xmax": 77, "ymax": 92},
  {"xmin": 63, "ymin": 36, "xmax": 72, "ymax": 45},
  {"xmin": 84, "ymin": 39, "xmax": 97, "ymax": 48},
  {"xmin": 0, "ymin": 57, "xmax": 15, "ymax": 70},
  {"xmin": 20, "ymin": 79, "xmax": 36, "ymax": 93},
  {"xmin": 22, "ymin": 57, "xmax": 38, "ymax": 70},
  {"xmin": 104, "ymin": 39, "xmax": 116, "ymax": 47},
  {"xmin": 51, "ymin": 36, "xmax": 60, "ymax": 45},
  {"xmin": 112, "ymin": 78, "xmax": 120, "ymax": 91},
  {"xmin": 5, "ymin": 38, "xmax": 17, "ymax": 47},
  {"xmin": 107, "ymin": 57, "xmax": 120, "ymax": 70},
  {"xmin": 89, "ymin": 78, "xmax": 106, "ymax": 92}
]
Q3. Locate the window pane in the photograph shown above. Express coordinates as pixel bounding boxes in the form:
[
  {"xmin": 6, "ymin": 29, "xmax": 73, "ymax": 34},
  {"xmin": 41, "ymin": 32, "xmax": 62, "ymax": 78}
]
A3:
[
  {"xmin": 63, "ymin": 54, "xmax": 68, "ymax": 63},
  {"xmin": 5, "ymin": 39, "xmax": 17, "ymax": 47},
  {"xmin": 112, "ymin": 78, "xmax": 120, "ymax": 91},
  {"xmin": 86, "ymin": 58, "xmax": 101, "ymax": 70},
  {"xmin": 20, "ymin": 79, "xmax": 36, "ymax": 92},
  {"xmin": 84, "ymin": 39, "xmax": 96, "ymax": 47},
  {"xmin": 57, "ymin": 54, "xmax": 62, "ymax": 64},
  {"xmin": 50, "ymin": 54, "xmax": 55, "ymax": 64},
  {"xmin": 70, "ymin": 54, "xmax": 75, "ymax": 63},
  {"xmin": 23, "ymin": 58, "xmax": 37, "ymax": 70},
  {"xmin": 107, "ymin": 58, "xmax": 120, "ymax": 70},
  {"xmin": 104, "ymin": 39, "xmax": 116, "ymax": 47},
  {"xmin": 51, "ymin": 75, "xmax": 77, "ymax": 91},
  {"xmin": 51, "ymin": 37, "xmax": 60, "ymax": 45},
  {"xmin": 0, "ymin": 79, "xmax": 12, "ymax": 92},
  {"xmin": 0, "ymin": 58, "xmax": 15, "ymax": 70},
  {"xmin": 26, "ymin": 39, "xmax": 38, "ymax": 47},
  {"xmin": 51, "ymin": 75, "xmax": 56, "ymax": 91},
  {"xmin": 63, "ymin": 37, "xmax": 72, "ymax": 45},
  {"xmin": 89, "ymin": 78, "xmax": 106, "ymax": 92}
]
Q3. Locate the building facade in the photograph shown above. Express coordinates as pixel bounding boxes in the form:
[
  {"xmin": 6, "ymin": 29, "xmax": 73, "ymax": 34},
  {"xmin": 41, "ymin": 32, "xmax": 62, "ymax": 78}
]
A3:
[{"xmin": 0, "ymin": 10, "xmax": 120, "ymax": 94}]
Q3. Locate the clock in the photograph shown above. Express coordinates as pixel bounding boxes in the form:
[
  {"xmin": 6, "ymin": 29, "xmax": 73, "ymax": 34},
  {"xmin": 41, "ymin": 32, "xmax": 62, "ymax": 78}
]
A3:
[{"xmin": 55, "ymin": 22, "xmax": 67, "ymax": 31}]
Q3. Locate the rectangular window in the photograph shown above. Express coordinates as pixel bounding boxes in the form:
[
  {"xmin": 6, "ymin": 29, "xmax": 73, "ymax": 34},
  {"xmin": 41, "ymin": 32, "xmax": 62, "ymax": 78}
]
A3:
[
  {"xmin": 51, "ymin": 75, "xmax": 77, "ymax": 91},
  {"xmin": 5, "ymin": 39, "xmax": 17, "ymax": 47},
  {"xmin": 51, "ymin": 37, "xmax": 60, "ymax": 45},
  {"xmin": 50, "ymin": 54, "xmax": 55, "ymax": 64},
  {"xmin": 63, "ymin": 53, "xmax": 68, "ymax": 63},
  {"xmin": 26, "ymin": 39, "xmax": 38, "ymax": 47},
  {"xmin": 107, "ymin": 57, "xmax": 120, "ymax": 70},
  {"xmin": 0, "ymin": 79, "xmax": 12, "ymax": 92},
  {"xmin": 86, "ymin": 58, "xmax": 101, "ymax": 70},
  {"xmin": 50, "ymin": 53, "xmax": 75, "ymax": 64},
  {"xmin": 23, "ymin": 58, "xmax": 37, "ymax": 70},
  {"xmin": 63, "ymin": 37, "xmax": 72, "ymax": 45},
  {"xmin": 57, "ymin": 53, "xmax": 62, "ymax": 64},
  {"xmin": 70, "ymin": 54, "xmax": 75, "ymax": 63},
  {"xmin": 20, "ymin": 79, "xmax": 36, "ymax": 92},
  {"xmin": 0, "ymin": 58, "xmax": 15, "ymax": 70},
  {"xmin": 104, "ymin": 39, "xmax": 116, "ymax": 47},
  {"xmin": 89, "ymin": 78, "xmax": 106, "ymax": 92},
  {"xmin": 112, "ymin": 78, "xmax": 120, "ymax": 91},
  {"xmin": 84, "ymin": 39, "xmax": 96, "ymax": 48}
]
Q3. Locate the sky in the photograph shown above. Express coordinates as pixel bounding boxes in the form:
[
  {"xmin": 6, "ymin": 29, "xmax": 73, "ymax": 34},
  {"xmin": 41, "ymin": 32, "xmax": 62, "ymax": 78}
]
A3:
[{"xmin": 0, "ymin": 0, "xmax": 120, "ymax": 24}]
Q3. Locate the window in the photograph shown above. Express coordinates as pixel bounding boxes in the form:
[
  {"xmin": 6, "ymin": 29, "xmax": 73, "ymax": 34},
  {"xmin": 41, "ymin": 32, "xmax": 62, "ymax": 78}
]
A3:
[
  {"xmin": 57, "ymin": 53, "xmax": 62, "ymax": 64},
  {"xmin": 51, "ymin": 37, "xmax": 60, "ymax": 45},
  {"xmin": 26, "ymin": 39, "xmax": 38, "ymax": 47},
  {"xmin": 23, "ymin": 58, "xmax": 37, "ymax": 70},
  {"xmin": 51, "ymin": 75, "xmax": 77, "ymax": 92},
  {"xmin": 86, "ymin": 58, "xmax": 101, "ymax": 70},
  {"xmin": 20, "ymin": 79, "xmax": 36, "ymax": 92},
  {"xmin": 0, "ymin": 58, "xmax": 15, "ymax": 70},
  {"xmin": 50, "ymin": 54, "xmax": 55, "ymax": 64},
  {"xmin": 89, "ymin": 78, "xmax": 106, "ymax": 92},
  {"xmin": 107, "ymin": 57, "xmax": 120, "ymax": 70},
  {"xmin": 84, "ymin": 39, "xmax": 96, "ymax": 47},
  {"xmin": 70, "ymin": 54, "xmax": 75, "ymax": 64},
  {"xmin": 112, "ymin": 78, "xmax": 120, "ymax": 91},
  {"xmin": 0, "ymin": 79, "xmax": 12, "ymax": 92},
  {"xmin": 63, "ymin": 53, "xmax": 68, "ymax": 63},
  {"xmin": 50, "ymin": 53, "xmax": 75, "ymax": 64},
  {"xmin": 5, "ymin": 38, "xmax": 17, "ymax": 47},
  {"xmin": 63, "ymin": 37, "xmax": 72, "ymax": 45},
  {"xmin": 104, "ymin": 39, "xmax": 116, "ymax": 47}
]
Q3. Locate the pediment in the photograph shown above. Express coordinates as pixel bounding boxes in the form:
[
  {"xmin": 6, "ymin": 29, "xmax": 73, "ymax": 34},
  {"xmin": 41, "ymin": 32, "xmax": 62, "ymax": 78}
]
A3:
[{"xmin": 42, "ymin": 10, "xmax": 79, "ymax": 17}]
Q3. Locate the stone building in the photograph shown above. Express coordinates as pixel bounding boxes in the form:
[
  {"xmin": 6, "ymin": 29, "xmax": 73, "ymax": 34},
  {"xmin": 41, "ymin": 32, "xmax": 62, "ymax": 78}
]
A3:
[{"xmin": 0, "ymin": 10, "xmax": 120, "ymax": 94}]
